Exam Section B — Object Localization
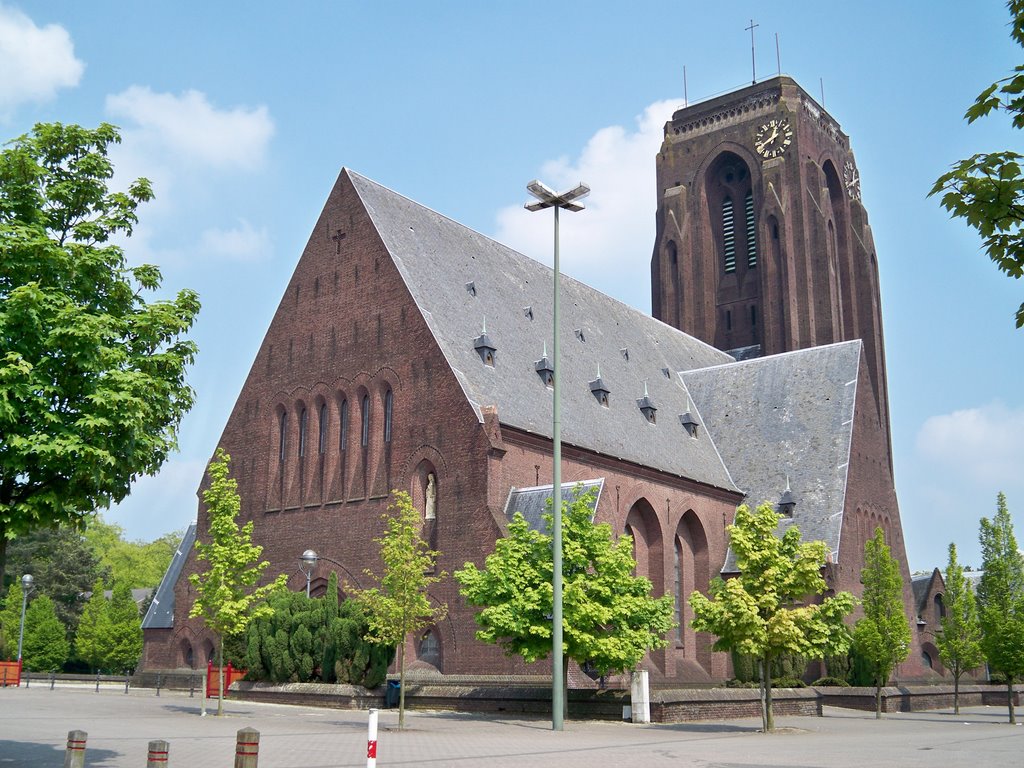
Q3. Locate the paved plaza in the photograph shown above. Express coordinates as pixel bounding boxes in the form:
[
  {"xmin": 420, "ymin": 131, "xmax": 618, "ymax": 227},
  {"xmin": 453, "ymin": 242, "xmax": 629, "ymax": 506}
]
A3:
[{"xmin": 1, "ymin": 684, "xmax": 1022, "ymax": 767}]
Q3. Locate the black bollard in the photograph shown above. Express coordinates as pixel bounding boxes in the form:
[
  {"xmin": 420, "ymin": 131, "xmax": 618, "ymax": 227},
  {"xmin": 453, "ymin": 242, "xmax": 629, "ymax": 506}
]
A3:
[
  {"xmin": 24, "ymin": 671, "xmax": 29, "ymax": 688},
  {"xmin": 155, "ymin": 673, "xmax": 161, "ymax": 697},
  {"xmin": 50, "ymin": 672, "xmax": 55, "ymax": 690},
  {"xmin": 124, "ymin": 673, "xmax": 130, "ymax": 693},
  {"xmin": 189, "ymin": 674, "xmax": 195, "ymax": 698},
  {"xmin": 95, "ymin": 673, "xmax": 100, "ymax": 693}
]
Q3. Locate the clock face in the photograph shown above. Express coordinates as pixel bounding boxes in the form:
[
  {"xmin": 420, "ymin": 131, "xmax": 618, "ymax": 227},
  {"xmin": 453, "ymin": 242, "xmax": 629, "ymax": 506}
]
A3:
[
  {"xmin": 844, "ymin": 160, "xmax": 861, "ymax": 200},
  {"xmin": 755, "ymin": 118, "xmax": 793, "ymax": 158}
]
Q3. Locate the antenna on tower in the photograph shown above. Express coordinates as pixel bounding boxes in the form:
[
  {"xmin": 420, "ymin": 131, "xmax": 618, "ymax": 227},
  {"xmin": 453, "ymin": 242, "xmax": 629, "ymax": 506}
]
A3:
[
  {"xmin": 820, "ymin": 77, "xmax": 826, "ymax": 107},
  {"xmin": 683, "ymin": 65, "xmax": 688, "ymax": 107},
  {"xmin": 746, "ymin": 19, "xmax": 759, "ymax": 84},
  {"xmin": 775, "ymin": 33, "xmax": 781, "ymax": 75}
]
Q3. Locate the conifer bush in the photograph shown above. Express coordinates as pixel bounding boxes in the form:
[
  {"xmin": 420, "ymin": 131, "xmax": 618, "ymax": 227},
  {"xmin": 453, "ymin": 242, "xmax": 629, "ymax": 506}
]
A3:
[{"xmin": 245, "ymin": 573, "xmax": 392, "ymax": 687}]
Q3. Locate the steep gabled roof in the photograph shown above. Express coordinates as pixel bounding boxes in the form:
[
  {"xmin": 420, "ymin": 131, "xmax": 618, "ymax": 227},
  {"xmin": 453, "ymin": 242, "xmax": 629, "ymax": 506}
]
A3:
[
  {"xmin": 348, "ymin": 170, "xmax": 739, "ymax": 493},
  {"xmin": 141, "ymin": 523, "xmax": 197, "ymax": 630},
  {"xmin": 681, "ymin": 341, "xmax": 861, "ymax": 570}
]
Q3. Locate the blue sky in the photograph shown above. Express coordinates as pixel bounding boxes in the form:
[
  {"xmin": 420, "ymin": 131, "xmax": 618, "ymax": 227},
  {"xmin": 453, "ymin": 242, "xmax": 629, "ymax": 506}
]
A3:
[{"xmin": 3, "ymin": 1, "xmax": 1022, "ymax": 571}]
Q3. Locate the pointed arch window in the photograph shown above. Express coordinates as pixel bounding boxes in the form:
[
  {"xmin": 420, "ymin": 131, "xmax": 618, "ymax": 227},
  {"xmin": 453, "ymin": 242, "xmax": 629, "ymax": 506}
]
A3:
[
  {"xmin": 339, "ymin": 399, "xmax": 349, "ymax": 451},
  {"xmin": 361, "ymin": 394, "xmax": 370, "ymax": 447},
  {"xmin": 745, "ymin": 189, "xmax": 757, "ymax": 268},
  {"xmin": 384, "ymin": 389, "xmax": 393, "ymax": 443},
  {"xmin": 318, "ymin": 403, "xmax": 328, "ymax": 454},
  {"xmin": 722, "ymin": 196, "xmax": 736, "ymax": 273},
  {"xmin": 674, "ymin": 537, "xmax": 683, "ymax": 643},
  {"xmin": 278, "ymin": 411, "xmax": 287, "ymax": 463},
  {"xmin": 298, "ymin": 407, "xmax": 308, "ymax": 458}
]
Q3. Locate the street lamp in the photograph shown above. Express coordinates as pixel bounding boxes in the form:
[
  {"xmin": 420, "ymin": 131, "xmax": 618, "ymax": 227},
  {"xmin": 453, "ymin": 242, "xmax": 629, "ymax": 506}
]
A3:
[
  {"xmin": 16, "ymin": 573, "xmax": 34, "ymax": 662},
  {"xmin": 525, "ymin": 178, "xmax": 590, "ymax": 732},
  {"xmin": 299, "ymin": 549, "xmax": 318, "ymax": 598}
]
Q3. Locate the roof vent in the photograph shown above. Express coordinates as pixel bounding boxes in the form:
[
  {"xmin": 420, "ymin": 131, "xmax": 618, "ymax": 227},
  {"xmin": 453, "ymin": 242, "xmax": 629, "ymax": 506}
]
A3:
[
  {"xmin": 534, "ymin": 342, "xmax": 554, "ymax": 387},
  {"xmin": 637, "ymin": 382, "xmax": 657, "ymax": 424},
  {"xmin": 679, "ymin": 411, "xmax": 699, "ymax": 438},
  {"xmin": 465, "ymin": 281, "xmax": 476, "ymax": 296},
  {"xmin": 662, "ymin": 367, "xmax": 671, "ymax": 378},
  {"xmin": 574, "ymin": 328, "xmax": 585, "ymax": 342},
  {"xmin": 589, "ymin": 366, "xmax": 610, "ymax": 407},
  {"xmin": 778, "ymin": 476, "xmax": 797, "ymax": 517},
  {"xmin": 620, "ymin": 347, "xmax": 629, "ymax": 361},
  {"xmin": 473, "ymin": 318, "xmax": 496, "ymax": 367},
  {"xmin": 524, "ymin": 306, "xmax": 533, "ymax": 320}
]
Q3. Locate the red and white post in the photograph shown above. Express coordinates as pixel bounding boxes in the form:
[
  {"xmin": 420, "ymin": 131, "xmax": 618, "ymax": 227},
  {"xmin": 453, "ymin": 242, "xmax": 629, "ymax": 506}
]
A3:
[{"xmin": 366, "ymin": 708, "xmax": 378, "ymax": 768}]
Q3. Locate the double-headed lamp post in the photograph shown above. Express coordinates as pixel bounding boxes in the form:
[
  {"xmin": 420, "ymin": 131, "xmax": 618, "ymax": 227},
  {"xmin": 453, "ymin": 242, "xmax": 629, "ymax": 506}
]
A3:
[
  {"xmin": 525, "ymin": 179, "xmax": 590, "ymax": 732},
  {"xmin": 17, "ymin": 573, "xmax": 34, "ymax": 662}
]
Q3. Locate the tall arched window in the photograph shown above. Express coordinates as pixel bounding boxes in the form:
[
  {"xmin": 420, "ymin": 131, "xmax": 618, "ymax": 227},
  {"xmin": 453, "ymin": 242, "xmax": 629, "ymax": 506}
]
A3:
[
  {"xmin": 745, "ymin": 190, "xmax": 757, "ymax": 268},
  {"xmin": 361, "ymin": 394, "xmax": 370, "ymax": 447},
  {"xmin": 722, "ymin": 197, "xmax": 736, "ymax": 273},
  {"xmin": 298, "ymin": 407, "xmax": 308, "ymax": 458},
  {"xmin": 278, "ymin": 411, "xmax": 287, "ymax": 463},
  {"xmin": 339, "ymin": 399, "xmax": 349, "ymax": 451},
  {"xmin": 318, "ymin": 403, "xmax": 328, "ymax": 454},
  {"xmin": 384, "ymin": 389, "xmax": 393, "ymax": 443},
  {"xmin": 674, "ymin": 537, "xmax": 683, "ymax": 643}
]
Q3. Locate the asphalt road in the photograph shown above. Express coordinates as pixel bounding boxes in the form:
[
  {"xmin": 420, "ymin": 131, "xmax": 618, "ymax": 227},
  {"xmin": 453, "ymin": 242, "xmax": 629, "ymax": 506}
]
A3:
[{"xmin": 1, "ymin": 684, "xmax": 1022, "ymax": 767}]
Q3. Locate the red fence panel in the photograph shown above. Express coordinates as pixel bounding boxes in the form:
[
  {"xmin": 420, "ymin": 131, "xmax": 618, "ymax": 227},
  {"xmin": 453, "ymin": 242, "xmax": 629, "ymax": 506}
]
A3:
[
  {"xmin": 0, "ymin": 660, "xmax": 21, "ymax": 687},
  {"xmin": 205, "ymin": 660, "xmax": 246, "ymax": 698}
]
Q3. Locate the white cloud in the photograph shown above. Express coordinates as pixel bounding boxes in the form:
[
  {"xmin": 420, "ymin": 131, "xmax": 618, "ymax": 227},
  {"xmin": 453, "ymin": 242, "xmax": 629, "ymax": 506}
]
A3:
[
  {"xmin": 493, "ymin": 99, "xmax": 678, "ymax": 313},
  {"xmin": 106, "ymin": 86, "xmax": 274, "ymax": 170},
  {"xmin": 0, "ymin": 5, "xmax": 83, "ymax": 118},
  {"xmin": 916, "ymin": 402, "xmax": 1024, "ymax": 487},
  {"xmin": 198, "ymin": 219, "xmax": 272, "ymax": 262}
]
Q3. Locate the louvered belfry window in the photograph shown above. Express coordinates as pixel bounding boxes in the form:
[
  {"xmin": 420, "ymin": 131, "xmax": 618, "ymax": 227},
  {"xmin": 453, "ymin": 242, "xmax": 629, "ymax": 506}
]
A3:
[
  {"xmin": 722, "ymin": 197, "xmax": 736, "ymax": 273},
  {"xmin": 745, "ymin": 190, "xmax": 757, "ymax": 268}
]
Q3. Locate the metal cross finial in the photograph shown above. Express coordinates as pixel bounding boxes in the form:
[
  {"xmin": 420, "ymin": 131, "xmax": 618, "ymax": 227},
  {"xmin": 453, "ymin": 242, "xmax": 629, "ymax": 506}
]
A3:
[{"xmin": 746, "ymin": 19, "xmax": 759, "ymax": 84}]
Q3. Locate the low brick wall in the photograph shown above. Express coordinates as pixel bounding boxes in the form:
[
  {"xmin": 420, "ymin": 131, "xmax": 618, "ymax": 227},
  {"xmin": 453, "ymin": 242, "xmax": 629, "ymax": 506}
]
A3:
[
  {"xmin": 653, "ymin": 687, "xmax": 821, "ymax": 722},
  {"xmin": 816, "ymin": 684, "xmax": 1019, "ymax": 713},
  {"xmin": 201, "ymin": 678, "xmax": 1022, "ymax": 724}
]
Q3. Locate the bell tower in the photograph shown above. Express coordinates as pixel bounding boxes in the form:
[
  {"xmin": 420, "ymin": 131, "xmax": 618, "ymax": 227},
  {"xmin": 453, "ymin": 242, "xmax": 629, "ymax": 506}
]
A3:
[{"xmin": 651, "ymin": 75, "xmax": 891, "ymax": 469}]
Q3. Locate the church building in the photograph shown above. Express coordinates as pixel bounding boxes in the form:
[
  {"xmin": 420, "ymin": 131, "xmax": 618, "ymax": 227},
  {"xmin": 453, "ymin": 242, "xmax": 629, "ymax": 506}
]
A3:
[{"xmin": 142, "ymin": 76, "xmax": 929, "ymax": 683}]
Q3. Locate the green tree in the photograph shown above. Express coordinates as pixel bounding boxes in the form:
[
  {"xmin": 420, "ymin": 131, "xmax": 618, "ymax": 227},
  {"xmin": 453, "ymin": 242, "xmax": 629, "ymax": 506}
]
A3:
[
  {"xmin": 937, "ymin": 543, "xmax": 985, "ymax": 714},
  {"xmin": 352, "ymin": 491, "xmax": 446, "ymax": 730},
  {"xmin": 83, "ymin": 516, "xmax": 182, "ymax": 589},
  {"xmin": 4, "ymin": 526, "xmax": 106, "ymax": 636},
  {"xmin": 977, "ymin": 492, "xmax": 1024, "ymax": 724},
  {"xmin": 456, "ymin": 487, "xmax": 676, "ymax": 721},
  {"xmin": 74, "ymin": 579, "xmax": 111, "ymax": 673},
  {"xmin": 853, "ymin": 527, "xmax": 911, "ymax": 719},
  {"xmin": 689, "ymin": 503, "xmax": 855, "ymax": 732},
  {"xmin": 21, "ymin": 595, "xmax": 69, "ymax": 672},
  {"xmin": 189, "ymin": 449, "xmax": 286, "ymax": 715},
  {"xmin": 105, "ymin": 582, "xmax": 142, "ymax": 673},
  {"xmin": 0, "ymin": 122, "xmax": 200, "ymax": 587},
  {"xmin": 0, "ymin": 581, "xmax": 24, "ymax": 660},
  {"xmin": 931, "ymin": 0, "xmax": 1024, "ymax": 328}
]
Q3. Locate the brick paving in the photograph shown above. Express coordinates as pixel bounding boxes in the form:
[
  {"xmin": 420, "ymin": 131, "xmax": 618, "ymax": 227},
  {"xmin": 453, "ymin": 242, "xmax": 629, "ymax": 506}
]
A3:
[{"xmin": 1, "ymin": 685, "xmax": 1023, "ymax": 767}]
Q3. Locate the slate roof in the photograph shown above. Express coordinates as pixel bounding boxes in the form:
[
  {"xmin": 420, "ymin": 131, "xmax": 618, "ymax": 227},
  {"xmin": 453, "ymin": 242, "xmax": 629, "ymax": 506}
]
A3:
[
  {"xmin": 681, "ymin": 341, "xmax": 861, "ymax": 571},
  {"xmin": 504, "ymin": 479, "xmax": 604, "ymax": 533},
  {"xmin": 141, "ymin": 523, "xmax": 196, "ymax": 630},
  {"xmin": 348, "ymin": 170, "xmax": 739, "ymax": 494}
]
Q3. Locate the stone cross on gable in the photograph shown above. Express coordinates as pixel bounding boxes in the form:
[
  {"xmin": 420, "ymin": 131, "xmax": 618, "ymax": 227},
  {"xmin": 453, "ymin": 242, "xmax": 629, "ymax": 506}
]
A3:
[{"xmin": 331, "ymin": 229, "xmax": 346, "ymax": 254}]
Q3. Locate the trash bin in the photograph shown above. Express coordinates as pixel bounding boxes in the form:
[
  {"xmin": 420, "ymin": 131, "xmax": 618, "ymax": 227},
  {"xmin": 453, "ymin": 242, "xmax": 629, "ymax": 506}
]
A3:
[{"xmin": 385, "ymin": 680, "xmax": 401, "ymax": 708}]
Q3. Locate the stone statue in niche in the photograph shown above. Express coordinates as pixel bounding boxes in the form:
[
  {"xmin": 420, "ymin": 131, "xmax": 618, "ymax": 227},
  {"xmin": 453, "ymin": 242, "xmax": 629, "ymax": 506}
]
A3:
[{"xmin": 425, "ymin": 473, "xmax": 437, "ymax": 520}]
